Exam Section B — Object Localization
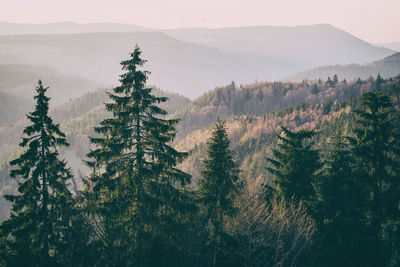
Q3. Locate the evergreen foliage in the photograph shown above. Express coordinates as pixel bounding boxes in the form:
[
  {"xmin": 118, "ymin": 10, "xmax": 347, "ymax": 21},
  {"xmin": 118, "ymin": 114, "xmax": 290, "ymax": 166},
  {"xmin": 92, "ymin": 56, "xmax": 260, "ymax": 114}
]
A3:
[
  {"xmin": 0, "ymin": 80, "xmax": 80, "ymax": 266},
  {"xmin": 197, "ymin": 119, "xmax": 240, "ymax": 267},
  {"xmin": 315, "ymin": 131, "xmax": 364, "ymax": 266},
  {"xmin": 348, "ymin": 92, "xmax": 400, "ymax": 266},
  {"xmin": 266, "ymin": 127, "xmax": 321, "ymax": 205},
  {"xmin": 85, "ymin": 46, "xmax": 191, "ymax": 266}
]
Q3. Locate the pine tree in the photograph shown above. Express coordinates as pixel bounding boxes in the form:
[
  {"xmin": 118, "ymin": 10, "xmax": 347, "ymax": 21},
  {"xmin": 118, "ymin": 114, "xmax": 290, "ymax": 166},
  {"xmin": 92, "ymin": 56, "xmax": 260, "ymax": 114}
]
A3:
[
  {"xmin": 197, "ymin": 119, "xmax": 240, "ymax": 267},
  {"xmin": 349, "ymin": 92, "xmax": 400, "ymax": 266},
  {"xmin": 376, "ymin": 73, "xmax": 383, "ymax": 90},
  {"xmin": 266, "ymin": 126, "xmax": 320, "ymax": 206},
  {"xmin": 316, "ymin": 130, "xmax": 364, "ymax": 266},
  {"xmin": 0, "ymin": 80, "xmax": 76, "ymax": 266},
  {"xmin": 333, "ymin": 74, "xmax": 338, "ymax": 85},
  {"xmin": 86, "ymin": 46, "xmax": 191, "ymax": 266},
  {"xmin": 311, "ymin": 84, "xmax": 319, "ymax": 94}
]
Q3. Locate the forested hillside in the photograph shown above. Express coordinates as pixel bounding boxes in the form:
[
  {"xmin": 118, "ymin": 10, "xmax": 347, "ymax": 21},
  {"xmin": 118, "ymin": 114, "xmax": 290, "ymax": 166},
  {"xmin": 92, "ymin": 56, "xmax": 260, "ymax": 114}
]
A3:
[
  {"xmin": 176, "ymin": 76, "xmax": 400, "ymax": 181},
  {"xmin": 0, "ymin": 74, "xmax": 395, "ymax": 221},
  {"xmin": 175, "ymin": 75, "xmax": 383, "ymax": 139}
]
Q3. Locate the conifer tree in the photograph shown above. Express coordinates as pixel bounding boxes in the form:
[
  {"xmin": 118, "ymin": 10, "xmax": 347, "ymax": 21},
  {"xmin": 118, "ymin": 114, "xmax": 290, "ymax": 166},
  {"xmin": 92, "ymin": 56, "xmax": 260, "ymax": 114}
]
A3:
[
  {"xmin": 326, "ymin": 77, "xmax": 333, "ymax": 87},
  {"xmin": 86, "ymin": 46, "xmax": 191, "ymax": 266},
  {"xmin": 266, "ymin": 126, "xmax": 320, "ymax": 206},
  {"xmin": 197, "ymin": 119, "xmax": 240, "ymax": 267},
  {"xmin": 316, "ymin": 131, "xmax": 364, "ymax": 266},
  {"xmin": 349, "ymin": 92, "xmax": 400, "ymax": 266},
  {"xmin": 376, "ymin": 73, "xmax": 383, "ymax": 90},
  {"xmin": 0, "ymin": 80, "xmax": 76, "ymax": 266},
  {"xmin": 333, "ymin": 74, "xmax": 338, "ymax": 85}
]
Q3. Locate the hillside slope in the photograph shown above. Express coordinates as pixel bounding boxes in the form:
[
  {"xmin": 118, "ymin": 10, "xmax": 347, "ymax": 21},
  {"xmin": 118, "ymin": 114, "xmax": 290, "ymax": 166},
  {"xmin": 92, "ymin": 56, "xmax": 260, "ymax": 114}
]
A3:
[
  {"xmin": 0, "ymin": 92, "xmax": 31, "ymax": 126},
  {"xmin": 164, "ymin": 24, "xmax": 394, "ymax": 79},
  {"xmin": 283, "ymin": 52, "xmax": 400, "ymax": 82},
  {"xmin": 0, "ymin": 75, "xmax": 398, "ymax": 221},
  {"xmin": 0, "ymin": 64, "xmax": 100, "ymax": 103},
  {"xmin": 174, "ymin": 76, "xmax": 381, "ymax": 140},
  {"xmin": 0, "ymin": 32, "xmax": 257, "ymax": 99},
  {"xmin": 176, "ymin": 76, "xmax": 400, "ymax": 182},
  {"xmin": 0, "ymin": 24, "xmax": 394, "ymax": 99}
]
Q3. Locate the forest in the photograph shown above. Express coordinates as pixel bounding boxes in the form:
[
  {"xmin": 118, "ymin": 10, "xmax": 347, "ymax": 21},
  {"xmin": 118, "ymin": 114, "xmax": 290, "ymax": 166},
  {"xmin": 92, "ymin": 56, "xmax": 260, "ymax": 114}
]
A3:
[{"xmin": 0, "ymin": 46, "xmax": 399, "ymax": 267}]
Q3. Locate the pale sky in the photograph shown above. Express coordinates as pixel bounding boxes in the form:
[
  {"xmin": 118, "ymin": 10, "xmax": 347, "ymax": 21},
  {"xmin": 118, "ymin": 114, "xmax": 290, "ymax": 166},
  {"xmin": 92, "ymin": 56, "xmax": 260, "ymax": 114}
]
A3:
[{"xmin": 1, "ymin": 0, "xmax": 399, "ymax": 43}]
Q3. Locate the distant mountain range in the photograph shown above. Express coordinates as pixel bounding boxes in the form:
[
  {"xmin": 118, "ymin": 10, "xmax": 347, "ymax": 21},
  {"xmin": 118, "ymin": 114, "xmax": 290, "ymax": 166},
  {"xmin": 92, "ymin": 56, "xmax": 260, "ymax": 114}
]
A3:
[
  {"xmin": 377, "ymin": 42, "xmax": 400, "ymax": 52},
  {"xmin": 0, "ymin": 22, "xmax": 395, "ymax": 98},
  {"xmin": 0, "ymin": 21, "xmax": 149, "ymax": 35},
  {"xmin": 283, "ymin": 52, "xmax": 400, "ymax": 82}
]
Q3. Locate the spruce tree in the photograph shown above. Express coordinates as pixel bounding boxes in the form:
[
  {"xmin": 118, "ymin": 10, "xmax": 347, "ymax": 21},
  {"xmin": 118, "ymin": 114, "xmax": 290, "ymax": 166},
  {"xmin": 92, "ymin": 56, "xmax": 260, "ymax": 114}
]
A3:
[
  {"xmin": 376, "ymin": 73, "xmax": 383, "ymax": 90},
  {"xmin": 326, "ymin": 77, "xmax": 333, "ymax": 87},
  {"xmin": 86, "ymin": 46, "xmax": 191, "ymax": 266},
  {"xmin": 197, "ymin": 119, "xmax": 240, "ymax": 267},
  {"xmin": 349, "ymin": 92, "xmax": 400, "ymax": 266},
  {"xmin": 316, "ymin": 131, "xmax": 364, "ymax": 266},
  {"xmin": 333, "ymin": 74, "xmax": 338, "ymax": 85},
  {"xmin": 266, "ymin": 126, "xmax": 320, "ymax": 206},
  {"xmin": 0, "ymin": 80, "xmax": 76, "ymax": 266}
]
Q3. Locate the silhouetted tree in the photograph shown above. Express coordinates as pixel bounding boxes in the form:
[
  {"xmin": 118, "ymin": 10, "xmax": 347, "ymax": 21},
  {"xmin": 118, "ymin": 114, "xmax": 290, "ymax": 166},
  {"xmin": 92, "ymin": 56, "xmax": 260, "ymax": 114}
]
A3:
[
  {"xmin": 198, "ymin": 119, "xmax": 240, "ymax": 267},
  {"xmin": 0, "ymin": 81, "xmax": 78, "ymax": 266},
  {"xmin": 267, "ymin": 127, "xmax": 321, "ymax": 206},
  {"xmin": 86, "ymin": 46, "xmax": 191, "ymax": 266}
]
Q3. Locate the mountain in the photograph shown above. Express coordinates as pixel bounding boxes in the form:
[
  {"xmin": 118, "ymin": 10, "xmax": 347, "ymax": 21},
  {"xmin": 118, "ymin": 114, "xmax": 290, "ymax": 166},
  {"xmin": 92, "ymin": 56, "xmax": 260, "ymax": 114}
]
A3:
[
  {"xmin": 0, "ymin": 32, "xmax": 256, "ymax": 99},
  {"xmin": 0, "ymin": 64, "xmax": 100, "ymax": 103},
  {"xmin": 0, "ymin": 21, "xmax": 149, "ymax": 35},
  {"xmin": 283, "ymin": 52, "xmax": 400, "ymax": 82},
  {"xmin": 0, "ymin": 24, "xmax": 395, "ymax": 99},
  {"xmin": 0, "ymin": 64, "xmax": 100, "ymax": 126},
  {"xmin": 163, "ymin": 24, "xmax": 395, "ymax": 79},
  {"xmin": 0, "ymin": 91, "xmax": 31, "ymax": 126},
  {"xmin": 377, "ymin": 42, "xmax": 400, "ymax": 52}
]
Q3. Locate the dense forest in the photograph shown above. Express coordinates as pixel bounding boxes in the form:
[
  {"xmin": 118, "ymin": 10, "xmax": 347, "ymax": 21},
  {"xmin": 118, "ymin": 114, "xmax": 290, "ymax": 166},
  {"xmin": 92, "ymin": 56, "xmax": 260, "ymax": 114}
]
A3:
[{"xmin": 0, "ymin": 46, "xmax": 399, "ymax": 266}]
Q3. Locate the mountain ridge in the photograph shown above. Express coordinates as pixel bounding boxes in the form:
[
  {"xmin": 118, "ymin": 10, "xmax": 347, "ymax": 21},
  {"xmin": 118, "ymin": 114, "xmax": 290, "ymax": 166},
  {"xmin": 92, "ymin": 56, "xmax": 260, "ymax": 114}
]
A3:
[{"xmin": 283, "ymin": 52, "xmax": 400, "ymax": 82}]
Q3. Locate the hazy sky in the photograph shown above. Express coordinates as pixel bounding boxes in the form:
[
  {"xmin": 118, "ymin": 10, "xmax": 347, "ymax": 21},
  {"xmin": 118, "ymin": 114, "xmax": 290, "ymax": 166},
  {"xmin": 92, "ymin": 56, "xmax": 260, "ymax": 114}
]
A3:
[{"xmin": 1, "ymin": 0, "xmax": 399, "ymax": 43}]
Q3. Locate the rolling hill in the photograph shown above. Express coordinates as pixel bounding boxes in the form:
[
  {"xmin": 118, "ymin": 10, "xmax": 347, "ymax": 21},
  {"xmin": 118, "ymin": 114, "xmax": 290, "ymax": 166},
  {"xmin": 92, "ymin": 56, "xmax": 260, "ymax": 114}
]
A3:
[
  {"xmin": 0, "ymin": 21, "xmax": 149, "ymax": 35},
  {"xmin": 377, "ymin": 42, "xmax": 400, "ymax": 52},
  {"xmin": 0, "ymin": 64, "xmax": 100, "ymax": 103},
  {"xmin": 164, "ymin": 24, "xmax": 394, "ymax": 79},
  {"xmin": 0, "ymin": 32, "xmax": 254, "ymax": 99},
  {"xmin": 0, "ymin": 23, "xmax": 395, "ymax": 99},
  {"xmin": 283, "ymin": 52, "xmax": 400, "ymax": 82},
  {"xmin": 0, "ymin": 64, "xmax": 100, "ymax": 126},
  {"xmin": 175, "ymin": 76, "xmax": 400, "ymax": 182}
]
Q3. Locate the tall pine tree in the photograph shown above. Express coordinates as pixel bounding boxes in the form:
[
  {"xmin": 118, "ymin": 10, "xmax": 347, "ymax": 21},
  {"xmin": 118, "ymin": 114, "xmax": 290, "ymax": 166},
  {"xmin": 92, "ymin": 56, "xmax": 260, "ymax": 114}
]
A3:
[
  {"xmin": 0, "ymin": 80, "xmax": 76, "ymax": 266},
  {"xmin": 349, "ymin": 92, "xmax": 400, "ymax": 266},
  {"xmin": 266, "ymin": 126, "xmax": 321, "ymax": 206},
  {"xmin": 197, "ymin": 119, "xmax": 240, "ymax": 267},
  {"xmin": 86, "ymin": 46, "xmax": 191, "ymax": 266},
  {"xmin": 316, "ymin": 130, "xmax": 364, "ymax": 266}
]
